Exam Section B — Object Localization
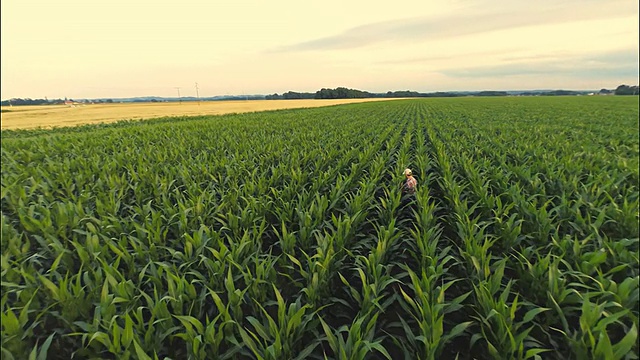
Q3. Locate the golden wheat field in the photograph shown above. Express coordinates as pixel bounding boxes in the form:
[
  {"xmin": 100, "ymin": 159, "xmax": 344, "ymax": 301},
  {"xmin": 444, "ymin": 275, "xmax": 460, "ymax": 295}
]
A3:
[{"xmin": 0, "ymin": 98, "xmax": 400, "ymax": 130}]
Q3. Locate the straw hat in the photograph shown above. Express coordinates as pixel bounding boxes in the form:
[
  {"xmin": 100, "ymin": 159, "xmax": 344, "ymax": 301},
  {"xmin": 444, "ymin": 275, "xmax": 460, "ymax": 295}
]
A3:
[{"xmin": 403, "ymin": 168, "xmax": 412, "ymax": 176}]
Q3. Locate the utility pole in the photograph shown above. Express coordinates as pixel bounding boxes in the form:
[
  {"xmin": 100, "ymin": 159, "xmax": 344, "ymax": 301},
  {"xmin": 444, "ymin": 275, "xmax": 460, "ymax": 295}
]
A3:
[
  {"xmin": 195, "ymin": 82, "xmax": 200, "ymax": 105},
  {"xmin": 174, "ymin": 87, "xmax": 182, "ymax": 104}
]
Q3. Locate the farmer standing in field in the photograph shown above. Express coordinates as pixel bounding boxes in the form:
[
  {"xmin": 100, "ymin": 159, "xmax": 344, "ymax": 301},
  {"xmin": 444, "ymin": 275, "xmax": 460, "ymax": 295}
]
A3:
[
  {"xmin": 399, "ymin": 168, "xmax": 418, "ymax": 222},
  {"xmin": 402, "ymin": 168, "xmax": 417, "ymax": 195}
]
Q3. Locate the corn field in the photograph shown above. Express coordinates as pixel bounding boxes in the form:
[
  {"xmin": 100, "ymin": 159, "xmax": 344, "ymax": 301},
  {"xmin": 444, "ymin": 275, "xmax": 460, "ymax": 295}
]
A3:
[{"xmin": 1, "ymin": 97, "xmax": 638, "ymax": 359}]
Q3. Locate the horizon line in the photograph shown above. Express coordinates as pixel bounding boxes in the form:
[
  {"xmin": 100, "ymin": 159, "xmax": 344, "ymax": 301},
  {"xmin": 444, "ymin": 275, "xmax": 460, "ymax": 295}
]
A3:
[{"xmin": 4, "ymin": 86, "xmax": 636, "ymax": 102}]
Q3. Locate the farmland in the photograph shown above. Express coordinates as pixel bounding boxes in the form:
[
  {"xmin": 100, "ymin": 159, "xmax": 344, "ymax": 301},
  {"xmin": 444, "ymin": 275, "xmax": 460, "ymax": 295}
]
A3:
[
  {"xmin": 0, "ymin": 99, "xmax": 399, "ymax": 130},
  {"xmin": 1, "ymin": 96, "xmax": 638, "ymax": 359}
]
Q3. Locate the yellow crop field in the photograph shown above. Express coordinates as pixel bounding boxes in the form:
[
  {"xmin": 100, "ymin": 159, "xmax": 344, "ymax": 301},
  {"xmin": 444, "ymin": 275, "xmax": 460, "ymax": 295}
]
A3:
[{"xmin": 0, "ymin": 98, "xmax": 400, "ymax": 130}]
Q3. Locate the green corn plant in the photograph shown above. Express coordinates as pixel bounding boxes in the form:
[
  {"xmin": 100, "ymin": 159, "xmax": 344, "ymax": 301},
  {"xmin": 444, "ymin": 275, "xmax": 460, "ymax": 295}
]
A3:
[
  {"xmin": 396, "ymin": 266, "xmax": 472, "ymax": 359},
  {"xmin": 603, "ymin": 237, "xmax": 639, "ymax": 278},
  {"xmin": 470, "ymin": 277, "xmax": 551, "ymax": 360},
  {"xmin": 455, "ymin": 208, "xmax": 496, "ymax": 282},
  {"xmin": 204, "ymin": 288, "xmax": 242, "ymax": 357},
  {"xmin": 478, "ymin": 190, "xmax": 526, "ymax": 251},
  {"xmin": 1, "ymin": 290, "xmax": 44, "ymax": 358},
  {"xmin": 373, "ymin": 187, "xmax": 402, "ymax": 227},
  {"xmin": 240, "ymin": 254, "xmax": 279, "ymax": 308},
  {"xmin": 365, "ymin": 220, "xmax": 402, "ymax": 269},
  {"xmin": 608, "ymin": 197, "xmax": 639, "ymax": 238},
  {"xmin": 181, "ymin": 223, "xmax": 210, "ymax": 255},
  {"xmin": 221, "ymin": 268, "xmax": 248, "ymax": 325},
  {"xmin": 593, "ymin": 274, "xmax": 640, "ymax": 325},
  {"xmin": 237, "ymin": 285, "xmax": 322, "ymax": 360},
  {"xmin": 337, "ymin": 263, "xmax": 397, "ymax": 317},
  {"xmin": 558, "ymin": 295, "xmax": 638, "ymax": 360},
  {"xmin": 288, "ymin": 232, "xmax": 340, "ymax": 309},
  {"xmin": 273, "ymin": 221, "xmax": 297, "ymax": 256},
  {"xmin": 319, "ymin": 312, "xmax": 392, "ymax": 360},
  {"xmin": 407, "ymin": 207, "xmax": 442, "ymax": 264},
  {"xmin": 327, "ymin": 213, "xmax": 357, "ymax": 253}
]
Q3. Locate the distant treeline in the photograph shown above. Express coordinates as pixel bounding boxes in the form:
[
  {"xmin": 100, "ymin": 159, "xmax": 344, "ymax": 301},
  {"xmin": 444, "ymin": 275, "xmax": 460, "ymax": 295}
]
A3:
[
  {"xmin": 1, "ymin": 98, "xmax": 61, "ymax": 106},
  {"xmin": 3, "ymin": 84, "xmax": 638, "ymax": 106},
  {"xmin": 265, "ymin": 88, "xmax": 376, "ymax": 100},
  {"xmin": 264, "ymin": 88, "xmax": 507, "ymax": 100},
  {"xmin": 0, "ymin": 98, "xmax": 114, "ymax": 106},
  {"xmin": 265, "ymin": 85, "xmax": 639, "ymax": 100}
]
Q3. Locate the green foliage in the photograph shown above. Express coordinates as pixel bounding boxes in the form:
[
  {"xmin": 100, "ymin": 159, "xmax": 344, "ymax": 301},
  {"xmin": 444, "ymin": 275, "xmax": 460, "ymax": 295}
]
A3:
[{"xmin": 1, "ymin": 96, "xmax": 638, "ymax": 359}]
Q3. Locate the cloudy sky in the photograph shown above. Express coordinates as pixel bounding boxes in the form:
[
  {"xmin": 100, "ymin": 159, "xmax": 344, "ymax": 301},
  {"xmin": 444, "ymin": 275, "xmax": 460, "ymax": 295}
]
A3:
[{"xmin": 1, "ymin": 0, "xmax": 638, "ymax": 99}]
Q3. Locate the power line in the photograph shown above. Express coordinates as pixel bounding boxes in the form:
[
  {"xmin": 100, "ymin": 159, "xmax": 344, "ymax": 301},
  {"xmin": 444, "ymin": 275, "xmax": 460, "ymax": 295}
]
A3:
[{"xmin": 174, "ymin": 87, "xmax": 182, "ymax": 104}]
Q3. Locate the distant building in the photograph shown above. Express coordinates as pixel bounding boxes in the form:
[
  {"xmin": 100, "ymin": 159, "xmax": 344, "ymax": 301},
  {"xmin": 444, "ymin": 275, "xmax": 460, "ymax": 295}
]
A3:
[{"xmin": 64, "ymin": 100, "xmax": 81, "ymax": 107}]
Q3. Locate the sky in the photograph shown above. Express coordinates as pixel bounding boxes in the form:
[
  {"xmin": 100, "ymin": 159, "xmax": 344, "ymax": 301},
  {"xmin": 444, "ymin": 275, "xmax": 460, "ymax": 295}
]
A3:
[{"xmin": 1, "ymin": 0, "xmax": 638, "ymax": 99}]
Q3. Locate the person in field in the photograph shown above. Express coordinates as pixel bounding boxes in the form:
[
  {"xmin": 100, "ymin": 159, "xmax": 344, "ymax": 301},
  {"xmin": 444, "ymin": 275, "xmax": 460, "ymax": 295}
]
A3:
[{"xmin": 402, "ymin": 168, "xmax": 417, "ymax": 195}]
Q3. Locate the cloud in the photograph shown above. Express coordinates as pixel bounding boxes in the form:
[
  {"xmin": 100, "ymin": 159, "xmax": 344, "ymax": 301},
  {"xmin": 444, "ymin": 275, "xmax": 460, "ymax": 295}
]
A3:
[
  {"xmin": 376, "ymin": 49, "xmax": 520, "ymax": 65},
  {"xmin": 586, "ymin": 50, "xmax": 639, "ymax": 66},
  {"xmin": 271, "ymin": 0, "xmax": 635, "ymax": 52},
  {"xmin": 440, "ymin": 49, "xmax": 639, "ymax": 79}
]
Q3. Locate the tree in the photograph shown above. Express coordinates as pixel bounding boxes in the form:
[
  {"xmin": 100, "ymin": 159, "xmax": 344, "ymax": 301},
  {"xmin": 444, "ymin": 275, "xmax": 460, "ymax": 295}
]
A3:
[
  {"xmin": 265, "ymin": 93, "xmax": 282, "ymax": 100},
  {"xmin": 615, "ymin": 85, "xmax": 639, "ymax": 95},
  {"xmin": 314, "ymin": 87, "xmax": 374, "ymax": 99}
]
